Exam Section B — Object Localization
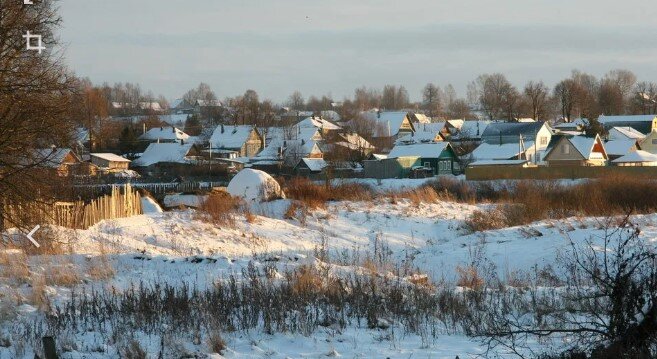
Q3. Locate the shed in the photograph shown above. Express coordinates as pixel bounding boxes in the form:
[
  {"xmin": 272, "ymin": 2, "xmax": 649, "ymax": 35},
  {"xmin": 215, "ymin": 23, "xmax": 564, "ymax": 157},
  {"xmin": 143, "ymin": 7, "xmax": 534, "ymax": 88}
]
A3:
[
  {"xmin": 612, "ymin": 150, "xmax": 657, "ymax": 166},
  {"xmin": 543, "ymin": 134, "xmax": 607, "ymax": 166},
  {"xmin": 90, "ymin": 153, "xmax": 131, "ymax": 170},
  {"xmin": 388, "ymin": 142, "xmax": 459, "ymax": 175}
]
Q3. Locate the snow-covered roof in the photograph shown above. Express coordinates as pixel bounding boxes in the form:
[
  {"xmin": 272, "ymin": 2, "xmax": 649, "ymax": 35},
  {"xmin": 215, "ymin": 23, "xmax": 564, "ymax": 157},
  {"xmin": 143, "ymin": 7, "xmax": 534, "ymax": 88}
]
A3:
[
  {"xmin": 554, "ymin": 118, "xmax": 588, "ymax": 129},
  {"xmin": 210, "ymin": 125, "xmax": 257, "ymax": 150},
  {"xmin": 608, "ymin": 126, "xmax": 646, "ymax": 140},
  {"xmin": 482, "ymin": 122, "xmax": 547, "ymax": 138},
  {"xmin": 569, "ymin": 135, "xmax": 606, "ymax": 159},
  {"xmin": 471, "ymin": 142, "xmax": 535, "ymax": 160},
  {"xmin": 74, "ymin": 127, "xmax": 90, "ymax": 143},
  {"xmin": 195, "ymin": 99, "xmax": 222, "ymax": 107},
  {"xmin": 612, "ymin": 150, "xmax": 657, "ymax": 163},
  {"xmin": 457, "ymin": 120, "xmax": 491, "ymax": 138},
  {"xmin": 297, "ymin": 117, "xmax": 342, "ymax": 130},
  {"xmin": 604, "ymin": 139, "xmax": 636, "ymax": 156},
  {"xmin": 388, "ymin": 142, "xmax": 451, "ymax": 158},
  {"xmin": 361, "ymin": 111, "xmax": 412, "ymax": 136},
  {"xmin": 139, "ymin": 127, "xmax": 190, "ymax": 142},
  {"xmin": 599, "ymin": 115, "xmax": 657, "ymax": 123},
  {"xmin": 298, "ymin": 158, "xmax": 328, "ymax": 172},
  {"xmin": 320, "ymin": 110, "xmax": 341, "ymax": 122},
  {"xmin": 132, "ymin": 143, "xmax": 194, "ymax": 167},
  {"xmin": 411, "ymin": 113, "xmax": 432, "ymax": 124},
  {"xmin": 139, "ymin": 102, "xmax": 163, "ymax": 111},
  {"xmin": 90, "ymin": 153, "xmax": 131, "ymax": 162},
  {"xmin": 339, "ymin": 133, "xmax": 374, "ymax": 149},
  {"xmin": 446, "ymin": 119, "xmax": 464, "ymax": 129},
  {"xmin": 170, "ymin": 98, "xmax": 185, "ymax": 109},
  {"xmin": 33, "ymin": 148, "xmax": 79, "ymax": 168}
]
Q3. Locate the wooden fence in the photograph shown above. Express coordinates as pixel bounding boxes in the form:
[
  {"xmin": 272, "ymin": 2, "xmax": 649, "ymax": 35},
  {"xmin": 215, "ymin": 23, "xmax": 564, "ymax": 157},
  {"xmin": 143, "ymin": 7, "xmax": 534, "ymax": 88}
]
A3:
[
  {"xmin": 4, "ymin": 184, "xmax": 142, "ymax": 230},
  {"xmin": 75, "ymin": 181, "xmax": 226, "ymax": 197},
  {"xmin": 465, "ymin": 165, "xmax": 657, "ymax": 181}
]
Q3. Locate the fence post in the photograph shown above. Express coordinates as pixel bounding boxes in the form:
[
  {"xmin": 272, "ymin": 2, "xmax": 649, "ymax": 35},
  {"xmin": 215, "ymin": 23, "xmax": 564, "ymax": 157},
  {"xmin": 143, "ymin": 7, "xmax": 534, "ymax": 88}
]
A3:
[{"xmin": 42, "ymin": 336, "xmax": 58, "ymax": 359}]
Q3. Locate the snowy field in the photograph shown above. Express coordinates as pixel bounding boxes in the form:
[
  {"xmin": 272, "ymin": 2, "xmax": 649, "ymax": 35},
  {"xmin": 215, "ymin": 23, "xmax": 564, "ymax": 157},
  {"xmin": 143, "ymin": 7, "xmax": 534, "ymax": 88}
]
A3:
[{"xmin": 0, "ymin": 178, "xmax": 654, "ymax": 358}]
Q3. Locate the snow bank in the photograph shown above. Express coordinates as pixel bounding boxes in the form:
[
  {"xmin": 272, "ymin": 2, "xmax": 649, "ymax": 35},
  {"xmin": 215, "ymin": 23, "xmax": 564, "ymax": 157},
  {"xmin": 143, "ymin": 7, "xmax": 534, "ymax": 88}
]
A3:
[
  {"xmin": 163, "ymin": 193, "xmax": 207, "ymax": 208},
  {"xmin": 141, "ymin": 196, "xmax": 163, "ymax": 213},
  {"xmin": 227, "ymin": 169, "xmax": 284, "ymax": 203}
]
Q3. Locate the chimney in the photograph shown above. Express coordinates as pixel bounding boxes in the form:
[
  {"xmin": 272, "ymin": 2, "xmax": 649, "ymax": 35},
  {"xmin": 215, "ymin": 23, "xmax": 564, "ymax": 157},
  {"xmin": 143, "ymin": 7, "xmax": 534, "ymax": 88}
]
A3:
[
  {"xmin": 172, "ymin": 127, "xmax": 175, "ymax": 133},
  {"xmin": 143, "ymin": 123, "xmax": 146, "ymax": 134},
  {"xmin": 221, "ymin": 124, "xmax": 224, "ymax": 134},
  {"xmin": 180, "ymin": 139, "xmax": 184, "ymax": 145},
  {"xmin": 377, "ymin": 110, "xmax": 381, "ymax": 119},
  {"xmin": 302, "ymin": 139, "xmax": 306, "ymax": 145}
]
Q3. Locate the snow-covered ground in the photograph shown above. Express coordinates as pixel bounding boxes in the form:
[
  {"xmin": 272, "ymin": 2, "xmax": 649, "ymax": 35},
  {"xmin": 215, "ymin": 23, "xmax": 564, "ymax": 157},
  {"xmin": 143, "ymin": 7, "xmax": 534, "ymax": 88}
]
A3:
[{"xmin": 1, "ymin": 178, "xmax": 655, "ymax": 358}]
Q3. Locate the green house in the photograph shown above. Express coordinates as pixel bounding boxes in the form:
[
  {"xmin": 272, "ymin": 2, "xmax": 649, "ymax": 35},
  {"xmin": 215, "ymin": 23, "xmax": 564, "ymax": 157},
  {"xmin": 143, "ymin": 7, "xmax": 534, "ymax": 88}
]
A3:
[{"xmin": 387, "ymin": 142, "xmax": 459, "ymax": 175}]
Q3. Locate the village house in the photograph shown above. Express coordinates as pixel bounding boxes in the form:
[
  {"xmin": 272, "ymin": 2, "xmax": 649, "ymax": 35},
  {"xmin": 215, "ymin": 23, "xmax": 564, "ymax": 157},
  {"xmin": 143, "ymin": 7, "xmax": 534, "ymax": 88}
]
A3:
[
  {"xmin": 470, "ymin": 142, "xmax": 538, "ymax": 163},
  {"xmin": 33, "ymin": 148, "xmax": 83, "ymax": 177},
  {"xmin": 543, "ymin": 134, "xmax": 608, "ymax": 167},
  {"xmin": 638, "ymin": 130, "xmax": 657, "ymax": 154},
  {"xmin": 395, "ymin": 122, "xmax": 446, "ymax": 145},
  {"xmin": 481, "ymin": 122, "xmax": 552, "ymax": 152},
  {"xmin": 442, "ymin": 119, "xmax": 464, "ymax": 138},
  {"xmin": 170, "ymin": 98, "xmax": 195, "ymax": 115},
  {"xmin": 139, "ymin": 126, "xmax": 190, "ymax": 144},
  {"xmin": 598, "ymin": 114, "xmax": 657, "ymax": 134},
  {"xmin": 132, "ymin": 142, "xmax": 200, "ymax": 168},
  {"xmin": 612, "ymin": 150, "xmax": 657, "ymax": 166},
  {"xmin": 608, "ymin": 126, "xmax": 646, "ymax": 141},
  {"xmin": 408, "ymin": 112, "xmax": 432, "ymax": 124},
  {"xmin": 90, "ymin": 153, "xmax": 131, "ymax": 171},
  {"xmin": 604, "ymin": 139, "xmax": 639, "ymax": 161},
  {"xmin": 361, "ymin": 111, "xmax": 416, "ymax": 139},
  {"xmin": 294, "ymin": 158, "xmax": 328, "ymax": 175},
  {"xmin": 209, "ymin": 125, "xmax": 263, "ymax": 158},
  {"xmin": 553, "ymin": 118, "xmax": 588, "ymax": 133},
  {"xmin": 452, "ymin": 120, "xmax": 491, "ymax": 142},
  {"xmin": 387, "ymin": 142, "xmax": 459, "ymax": 175}
]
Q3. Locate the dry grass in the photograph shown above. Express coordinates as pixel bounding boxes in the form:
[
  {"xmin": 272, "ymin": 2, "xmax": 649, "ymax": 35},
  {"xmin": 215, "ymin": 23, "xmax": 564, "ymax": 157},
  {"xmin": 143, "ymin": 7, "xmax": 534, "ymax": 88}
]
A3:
[
  {"xmin": 40, "ymin": 257, "xmax": 81, "ymax": 287},
  {"xmin": 0, "ymin": 250, "xmax": 30, "ymax": 284},
  {"xmin": 283, "ymin": 177, "xmax": 373, "ymax": 209},
  {"xmin": 196, "ymin": 191, "xmax": 243, "ymax": 227},
  {"xmin": 29, "ymin": 274, "xmax": 49, "ymax": 310},
  {"xmin": 207, "ymin": 332, "xmax": 227, "ymax": 354},
  {"xmin": 456, "ymin": 265, "xmax": 484, "ymax": 290},
  {"xmin": 120, "ymin": 340, "xmax": 147, "ymax": 359},
  {"xmin": 387, "ymin": 186, "xmax": 443, "ymax": 206},
  {"xmin": 284, "ymin": 201, "xmax": 309, "ymax": 225},
  {"xmin": 289, "ymin": 265, "xmax": 324, "ymax": 296},
  {"xmin": 87, "ymin": 245, "xmax": 115, "ymax": 281}
]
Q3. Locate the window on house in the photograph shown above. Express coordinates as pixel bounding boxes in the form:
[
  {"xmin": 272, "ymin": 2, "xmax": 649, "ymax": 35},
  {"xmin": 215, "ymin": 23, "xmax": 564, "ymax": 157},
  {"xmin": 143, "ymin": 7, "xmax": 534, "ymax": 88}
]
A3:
[
  {"xmin": 652, "ymin": 139, "xmax": 657, "ymax": 145},
  {"xmin": 540, "ymin": 137, "xmax": 547, "ymax": 146},
  {"xmin": 424, "ymin": 162, "xmax": 431, "ymax": 169},
  {"xmin": 561, "ymin": 144, "xmax": 570, "ymax": 155}
]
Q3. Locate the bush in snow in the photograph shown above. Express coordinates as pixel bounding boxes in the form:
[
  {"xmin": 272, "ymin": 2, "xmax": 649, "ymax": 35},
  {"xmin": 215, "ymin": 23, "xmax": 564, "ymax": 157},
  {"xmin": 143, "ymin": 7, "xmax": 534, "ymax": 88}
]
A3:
[{"xmin": 227, "ymin": 169, "xmax": 284, "ymax": 203}]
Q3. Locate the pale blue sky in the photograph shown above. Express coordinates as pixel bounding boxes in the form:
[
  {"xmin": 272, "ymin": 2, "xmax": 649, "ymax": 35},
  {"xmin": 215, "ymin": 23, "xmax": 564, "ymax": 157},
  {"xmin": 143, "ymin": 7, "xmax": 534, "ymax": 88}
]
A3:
[{"xmin": 59, "ymin": 0, "xmax": 657, "ymax": 102}]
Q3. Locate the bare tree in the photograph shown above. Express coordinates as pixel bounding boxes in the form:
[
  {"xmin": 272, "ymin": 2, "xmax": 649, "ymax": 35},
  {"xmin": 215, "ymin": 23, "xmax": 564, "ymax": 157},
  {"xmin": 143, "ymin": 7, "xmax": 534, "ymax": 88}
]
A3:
[
  {"xmin": 475, "ymin": 215, "xmax": 657, "ymax": 358},
  {"xmin": 523, "ymin": 81, "xmax": 549, "ymax": 121},
  {"xmin": 286, "ymin": 91, "xmax": 305, "ymax": 110},
  {"xmin": 0, "ymin": 0, "xmax": 78, "ymax": 229},
  {"xmin": 476, "ymin": 73, "xmax": 519, "ymax": 121},
  {"xmin": 422, "ymin": 83, "xmax": 443, "ymax": 118}
]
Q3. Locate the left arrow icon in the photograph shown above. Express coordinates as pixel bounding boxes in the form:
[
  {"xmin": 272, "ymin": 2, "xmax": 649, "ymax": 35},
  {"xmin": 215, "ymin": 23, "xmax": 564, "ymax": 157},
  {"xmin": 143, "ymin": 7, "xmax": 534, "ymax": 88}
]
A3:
[{"xmin": 26, "ymin": 225, "xmax": 40, "ymax": 248}]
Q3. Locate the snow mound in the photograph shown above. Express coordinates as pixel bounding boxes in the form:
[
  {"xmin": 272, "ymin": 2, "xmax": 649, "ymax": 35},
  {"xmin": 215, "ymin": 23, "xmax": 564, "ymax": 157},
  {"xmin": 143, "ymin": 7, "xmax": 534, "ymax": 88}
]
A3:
[
  {"xmin": 227, "ymin": 169, "xmax": 285, "ymax": 203},
  {"xmin": 141, "ymin": 196, "xmax": 163, "ymax": 213}
]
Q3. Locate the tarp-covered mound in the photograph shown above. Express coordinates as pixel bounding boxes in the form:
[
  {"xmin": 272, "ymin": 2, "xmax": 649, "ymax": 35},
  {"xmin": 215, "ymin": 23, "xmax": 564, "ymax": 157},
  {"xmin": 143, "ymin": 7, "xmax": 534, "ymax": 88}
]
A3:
[{"xmin": 227, "ymin": 169, "xmax": 285, "ymax": 203}]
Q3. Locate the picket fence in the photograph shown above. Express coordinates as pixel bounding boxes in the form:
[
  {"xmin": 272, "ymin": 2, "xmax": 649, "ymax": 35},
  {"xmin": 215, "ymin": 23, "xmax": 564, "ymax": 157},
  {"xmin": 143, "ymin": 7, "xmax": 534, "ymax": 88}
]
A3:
[{"xmin": 3, "ymin": 184, "xmax": 142, "ymax": 230}]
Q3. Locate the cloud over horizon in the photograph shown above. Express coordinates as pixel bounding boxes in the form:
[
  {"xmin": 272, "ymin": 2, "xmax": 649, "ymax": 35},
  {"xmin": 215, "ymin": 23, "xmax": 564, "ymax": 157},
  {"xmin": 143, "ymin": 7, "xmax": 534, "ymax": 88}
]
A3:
[{"xmin": 59, "ymin": 0, "xmax": 657, "ymax": 102}]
